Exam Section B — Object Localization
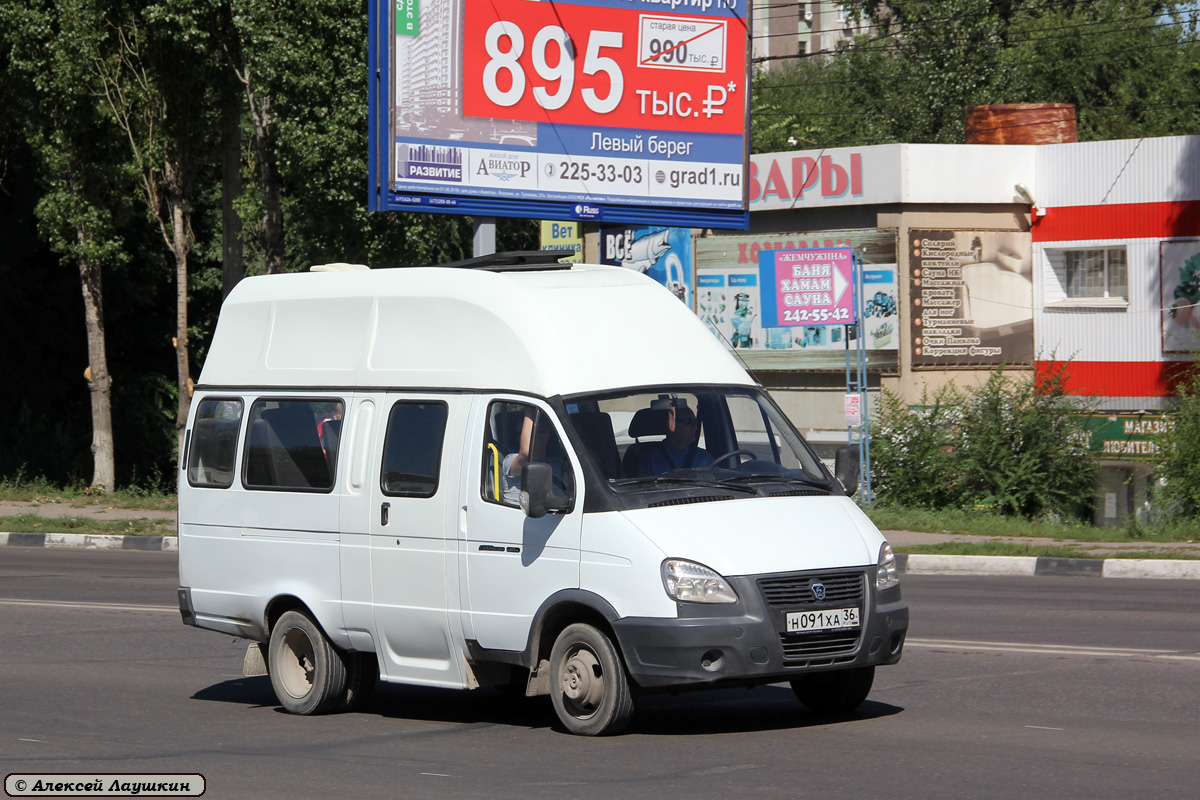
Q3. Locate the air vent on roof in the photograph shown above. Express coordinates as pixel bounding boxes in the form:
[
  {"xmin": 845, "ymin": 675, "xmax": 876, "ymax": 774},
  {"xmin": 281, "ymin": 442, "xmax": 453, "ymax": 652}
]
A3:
[
  {"xmin": 310, "ymin": 263, "xmax": 369, "ymax": 272},
  {"xmin": 433, "ymin": 249, "xmax": 576, "ymax": 272}
]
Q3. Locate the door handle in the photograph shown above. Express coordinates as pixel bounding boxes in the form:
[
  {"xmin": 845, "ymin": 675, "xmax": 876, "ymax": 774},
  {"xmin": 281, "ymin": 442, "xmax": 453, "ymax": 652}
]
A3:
[{"xmin": 381, "ymin": 502, "xmax": 390, "ymax": 526}]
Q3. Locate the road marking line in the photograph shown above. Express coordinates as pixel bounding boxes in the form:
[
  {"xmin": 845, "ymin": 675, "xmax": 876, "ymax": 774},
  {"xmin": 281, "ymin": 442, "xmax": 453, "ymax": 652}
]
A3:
[
  {"xmin": 0, "ymin": 598, "xmax": 175, "ymax": 614},
  {"xmin": 1025, "ymin": 726, "xmax": 1065, "ymax": 731},
  {"xmin": 908, "ymin": 638, "xmax": 1174, "ymax": 654},
  {"xmin": 907, "ymin": 637, "xmax": 1194, "ymax": 662}
]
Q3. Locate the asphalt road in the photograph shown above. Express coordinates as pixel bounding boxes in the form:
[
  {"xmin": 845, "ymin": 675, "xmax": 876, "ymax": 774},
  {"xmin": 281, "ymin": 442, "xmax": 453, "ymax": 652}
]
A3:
[{"xmin": 2, "ymin": 548, "xmax": 1198, "ymax": 800}]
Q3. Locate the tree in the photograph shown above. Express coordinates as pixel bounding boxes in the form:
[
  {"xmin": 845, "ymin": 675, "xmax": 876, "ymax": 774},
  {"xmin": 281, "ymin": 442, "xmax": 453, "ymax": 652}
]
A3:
[
  {"xmin": 87, "ymin": 1, "xmax": 222, "ymax": 456},
  {"xmin": 1, "ymin": 0, "xmax": 133, "ymax": 490},
  {"xmin": 752, "ymin": 0, "xmax": 1200, "ymax": 150}
]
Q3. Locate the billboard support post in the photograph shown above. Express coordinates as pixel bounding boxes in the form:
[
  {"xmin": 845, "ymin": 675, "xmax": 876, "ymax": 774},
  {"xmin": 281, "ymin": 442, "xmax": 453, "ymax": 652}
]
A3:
[
  {"xmin": 844, "ymin": 253, "xmax": 872, "ymax": 506},
  {"xmin": 473, "ymin": 217, "xmax": 496, "ymax": 257}
]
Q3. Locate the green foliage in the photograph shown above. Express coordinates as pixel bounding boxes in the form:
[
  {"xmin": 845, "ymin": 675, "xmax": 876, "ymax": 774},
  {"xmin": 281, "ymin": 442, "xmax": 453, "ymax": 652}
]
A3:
[
  {"xmin": 954, "ymin": 363, "xmax": 1097, "ymax": 519},
  {"xmin": 870, "ymin": 384, "xmax": 963, "ymax": 509},
  {"xmin": 871, "ymin": 364, "xmax": 1097, "ymax": 519},
  {"xmin": 752, "ymin": 0, "xmax": 1200, "ymax": 150},
  {"xmin": 1154, "ymin": 365, "xmax": 1200, "ymax": 518}
]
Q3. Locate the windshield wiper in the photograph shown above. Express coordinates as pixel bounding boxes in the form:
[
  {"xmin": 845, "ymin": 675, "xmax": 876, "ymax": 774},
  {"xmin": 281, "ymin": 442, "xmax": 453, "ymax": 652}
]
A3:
[
  {"xmin": 612, "ymin": 476, "xmax": 757, "ymax": 494},
  {"xmin": 719, "ymin": 474, "xmax": 834, "ymax": 493}
]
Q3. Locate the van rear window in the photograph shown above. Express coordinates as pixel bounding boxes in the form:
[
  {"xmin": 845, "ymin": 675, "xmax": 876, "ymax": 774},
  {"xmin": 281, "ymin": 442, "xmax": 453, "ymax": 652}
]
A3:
[
  {"xmin": 187, "ymin": 399, "xmax": 244, "ymax": 488},
  {"xmin": 243, "ymin": 399, "xmax": 344, "ymax": 492}
]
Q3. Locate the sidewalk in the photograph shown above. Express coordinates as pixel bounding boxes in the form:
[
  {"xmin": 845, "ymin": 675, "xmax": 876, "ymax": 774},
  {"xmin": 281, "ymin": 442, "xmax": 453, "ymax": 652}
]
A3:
[
  {"xmin": 2, "ymin": 501, "xmax": 1199, "ymax": 579},
  {"xmin": 885, "ymin": 528, "xmax": 1200, "ymax": 557},
  {"xmin": 884, "ymin": 529, "xmax": 1200, "ymax": 580},
  {"xmin": 0, "ymin": 499, "xmax": 176, "ymax": 524}
]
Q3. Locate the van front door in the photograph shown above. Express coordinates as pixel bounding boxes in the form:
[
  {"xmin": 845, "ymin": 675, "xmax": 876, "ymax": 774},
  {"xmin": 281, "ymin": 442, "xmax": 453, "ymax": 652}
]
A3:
[
  {"xmin": 462, "ymin": 397, "xmax": 582, "ymax": 653},
  {"xmin": 367, "ymin": 394, "xmax": 467, "ymax": 688}
]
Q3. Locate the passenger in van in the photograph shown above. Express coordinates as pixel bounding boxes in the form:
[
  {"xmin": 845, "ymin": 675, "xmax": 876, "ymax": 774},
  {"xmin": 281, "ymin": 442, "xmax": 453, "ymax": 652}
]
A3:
[
  {"xmin": 637, "ymin": 402, "xmax": 713, "ymax": 476},
  {"xmin": 500, "ymin": 409, "xmax": 562, "ymax": 504}
]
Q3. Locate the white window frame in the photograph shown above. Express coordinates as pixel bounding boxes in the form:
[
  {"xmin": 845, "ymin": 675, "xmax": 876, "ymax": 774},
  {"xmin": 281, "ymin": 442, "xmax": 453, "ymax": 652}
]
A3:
[{"xmin": 1045, "ymin": 246, "xmax": 1129, "ymax": 310}]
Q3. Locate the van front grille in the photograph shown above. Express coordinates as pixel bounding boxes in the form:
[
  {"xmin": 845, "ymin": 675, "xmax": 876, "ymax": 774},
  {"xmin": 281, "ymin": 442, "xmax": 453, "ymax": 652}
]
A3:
[
  {"xmin": 757, "ymin": 571, "xmax": 864, "ymax": 606},
  {"xmin": 780, "ymin": 630, "xmax": 862, "ymax": 666},
  {"xmin": 756, "ymin": 570, "xmax": 867, "ymax": 666}
]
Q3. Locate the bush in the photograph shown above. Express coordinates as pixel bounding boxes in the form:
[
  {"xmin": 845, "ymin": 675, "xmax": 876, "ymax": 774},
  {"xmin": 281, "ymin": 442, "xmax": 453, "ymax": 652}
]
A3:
[
  {"xmin": 953, "ymin": 363, "xmax": 1096, "ymax": 519},
  {"xmin": 1154, "ymin": 364, "xmax": 1200, "ymax": 518},
  {"xmin": 871, "ymin": 363, "xmax": 1097, "ymax": 520},
  {"xmin": 870, "ymin": 384, "xmax": 963, "ymax": 509}
]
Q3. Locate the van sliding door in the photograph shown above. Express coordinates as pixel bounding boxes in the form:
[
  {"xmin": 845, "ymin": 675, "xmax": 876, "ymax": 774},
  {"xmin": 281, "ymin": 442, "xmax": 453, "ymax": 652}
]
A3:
[{"xmin": 367, "ymin": 394, "xmax": 469, "ymax": 688}]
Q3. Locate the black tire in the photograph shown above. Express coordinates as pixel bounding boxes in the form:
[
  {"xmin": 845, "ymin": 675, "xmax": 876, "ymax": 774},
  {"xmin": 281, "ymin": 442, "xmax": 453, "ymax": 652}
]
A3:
[
  {"xmin": 549, "ymin": 623, "xmax": 635, "ymax": 736},
  {"xmin": 267, "ymin": 610, "xmax": 348, "ymax": 715},
  {"xmin": 790, "ymin": 666, "xmax": 875, "ymax": 714},
  {"xmin": 338, "ymin": 652, "xmax": 378, "ymax": 712}
]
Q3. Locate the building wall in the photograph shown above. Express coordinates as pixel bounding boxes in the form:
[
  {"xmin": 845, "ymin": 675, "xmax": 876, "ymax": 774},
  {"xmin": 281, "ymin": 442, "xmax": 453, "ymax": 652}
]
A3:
[{"xmin": 1031, "ymin": 136, "xmax": 1200, "ymax": 407}]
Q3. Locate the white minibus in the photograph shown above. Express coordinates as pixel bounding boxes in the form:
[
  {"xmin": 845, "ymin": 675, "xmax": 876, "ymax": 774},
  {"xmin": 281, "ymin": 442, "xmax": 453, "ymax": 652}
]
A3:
[{"xmin": 177, "ymin": 252, "xmax": 907, "ymax": 735}]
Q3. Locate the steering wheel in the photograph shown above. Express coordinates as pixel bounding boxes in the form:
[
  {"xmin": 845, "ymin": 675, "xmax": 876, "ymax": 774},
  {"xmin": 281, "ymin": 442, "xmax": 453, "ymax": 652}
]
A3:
[{"xmin": 711, "ymin": 449, "xmax": 758, "ymax": 468}]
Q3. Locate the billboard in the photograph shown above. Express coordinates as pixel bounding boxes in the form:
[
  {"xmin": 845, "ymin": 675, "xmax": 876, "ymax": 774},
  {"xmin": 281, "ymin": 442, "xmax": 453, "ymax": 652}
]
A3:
[
  {"xmin": 540, "ymin": 220, "xmax": 583, "ymax": 262},
  {"xmin": 758, "ymin": 248, "xmax": 856, "ymax": 327},
  {"xmin": 695, "ymin": 230, "xmax": 899, "ymax": 370},
  {"xmin": 909, "ymin": 229, "xmax": 1033, "ymax": 369},
  {"xmin": 369, "ymin": 0, "xmax": 751, "ymax": 228},
  {"xmin": 1077, "ymin": 414, "xmax": 1173, "ymax": 461},
  {"xmin": 1161, "ymin": 240, "xmax": 1200, "ymax": 354},
  {"xmin": 599, "ymin": 225, "xmax": 692, "ymax": 304}
]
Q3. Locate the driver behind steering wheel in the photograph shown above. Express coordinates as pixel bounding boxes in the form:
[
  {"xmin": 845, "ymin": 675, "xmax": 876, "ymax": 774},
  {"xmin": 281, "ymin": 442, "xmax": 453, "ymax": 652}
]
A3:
[{"xmin": 636, "ymin": 400, "xmax": 714, "ymax": 476}]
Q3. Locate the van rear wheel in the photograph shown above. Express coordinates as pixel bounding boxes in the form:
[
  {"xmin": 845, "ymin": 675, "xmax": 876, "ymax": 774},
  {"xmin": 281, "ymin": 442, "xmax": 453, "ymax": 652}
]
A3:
[
  {"xmin": 549, "ymin": 623, "xmax": 635, "ymax": 736},
  {"xmin": 790, "ymin": 665, "xmax": 875, "ymax": 713},
  {"xmin": 268, "ymin": 610, "xmax": 347, "ymax": 715}
]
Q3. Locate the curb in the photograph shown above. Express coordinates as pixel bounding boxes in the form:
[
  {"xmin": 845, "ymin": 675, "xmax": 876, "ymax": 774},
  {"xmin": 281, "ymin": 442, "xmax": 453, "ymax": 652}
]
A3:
[
  {"xmin": 896, "ymin": 553, "xmax": 1200, "ymax": 581},
  {"xmin": 3, "ymin": 532, "xmax": 1198, "ymax": 579},
  {"xmin": 0, "ymin": 532, "xmax": 177, "ymax": 552}
]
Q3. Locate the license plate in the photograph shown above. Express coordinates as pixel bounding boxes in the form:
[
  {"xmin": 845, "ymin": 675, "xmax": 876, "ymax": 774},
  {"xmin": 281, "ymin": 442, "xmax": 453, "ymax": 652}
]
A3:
[{"xmin": 786, "ymin": 607, "xmax": 860, "ymax": 632}]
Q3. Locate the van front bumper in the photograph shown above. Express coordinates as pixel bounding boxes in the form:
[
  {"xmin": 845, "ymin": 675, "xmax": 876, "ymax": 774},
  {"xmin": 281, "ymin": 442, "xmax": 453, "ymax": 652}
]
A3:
[{"xmin": 610, "ymin": 571, "xmax": 907, "ymax": 690}]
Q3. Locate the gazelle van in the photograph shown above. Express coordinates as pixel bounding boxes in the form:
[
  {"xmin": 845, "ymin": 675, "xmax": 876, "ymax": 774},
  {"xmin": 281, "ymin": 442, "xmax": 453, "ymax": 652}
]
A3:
[{"xmin": 177, "ymin": 253, "xmax": 907, "ymax": 735}]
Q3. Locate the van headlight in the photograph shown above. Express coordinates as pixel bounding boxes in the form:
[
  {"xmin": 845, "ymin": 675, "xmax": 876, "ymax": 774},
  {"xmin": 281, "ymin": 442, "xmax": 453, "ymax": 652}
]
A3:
[
  {"xmin": 662, "ymin": 559, "xmax": 738, "ymax": 604},
  {"xmin": 876, "ymin": 543, "xmax": 899, "ymax": 590}
]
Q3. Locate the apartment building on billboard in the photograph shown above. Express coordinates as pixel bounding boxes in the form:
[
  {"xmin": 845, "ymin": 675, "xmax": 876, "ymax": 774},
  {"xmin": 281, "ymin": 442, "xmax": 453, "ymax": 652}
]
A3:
[
  {"xmin": 753, "ymin": 2, "xmax": 860, "ymax": 69},
  {"xmin": 682, "ymin": 132, "xmax": 1198, "ymax": 525}
]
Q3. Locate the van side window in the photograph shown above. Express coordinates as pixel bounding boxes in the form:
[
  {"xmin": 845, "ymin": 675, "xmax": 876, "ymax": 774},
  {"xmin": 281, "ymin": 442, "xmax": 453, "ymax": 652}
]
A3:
[
  {"xmin": 482, "ymin": 402, "xmax": 574, "ymax": 508},
  {"xmin": 243, "ymin": 399, "xmax": 343, "ymax": 492},
  {"xmin": 381, "ymin": 401, "xmax": 448, "ymax": 497},
  {"xmin": 187, "ymin": 398, "xmax": 244, "ymax": 488}
]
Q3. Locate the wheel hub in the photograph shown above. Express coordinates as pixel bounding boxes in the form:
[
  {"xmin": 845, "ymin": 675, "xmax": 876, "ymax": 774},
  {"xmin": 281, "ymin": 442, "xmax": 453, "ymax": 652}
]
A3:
[{"xmin": 560, "ymin": 648, "xmax": 603, "ymax": 711}]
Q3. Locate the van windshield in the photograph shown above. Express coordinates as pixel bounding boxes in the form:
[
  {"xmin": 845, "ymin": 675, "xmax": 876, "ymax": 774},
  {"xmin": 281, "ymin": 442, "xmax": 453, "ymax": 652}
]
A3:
[{"xmin": 562, "ymin": 386, "xmax": 835, "ymax": 497}]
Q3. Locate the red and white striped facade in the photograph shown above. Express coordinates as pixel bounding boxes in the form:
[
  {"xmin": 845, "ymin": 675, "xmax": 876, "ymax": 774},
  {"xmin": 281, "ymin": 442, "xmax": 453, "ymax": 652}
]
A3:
[{"xmin": 1031, "ymin": 136, "xmax": 1200, "ymax": 407}]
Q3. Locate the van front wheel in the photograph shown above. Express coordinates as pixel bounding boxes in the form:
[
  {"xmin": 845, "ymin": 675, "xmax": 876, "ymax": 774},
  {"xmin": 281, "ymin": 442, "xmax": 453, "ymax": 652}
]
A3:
[
  {"xmin": 549, "ymin": 623, "xmax": 635, "ymax": 735},
  {"xmin": 790, "ymin": 665, "xmax": 875, "ymax": 714},
  {"xmin": 268, "ymin": 610, "xmax": 347, "ymax": 715}
]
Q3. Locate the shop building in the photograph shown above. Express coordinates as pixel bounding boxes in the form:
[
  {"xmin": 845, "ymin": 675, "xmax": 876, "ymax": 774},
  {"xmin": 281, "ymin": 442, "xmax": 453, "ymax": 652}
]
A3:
[{"xmin": 571, "ymin": 134, "xmax": 1198, "ymax": 523}]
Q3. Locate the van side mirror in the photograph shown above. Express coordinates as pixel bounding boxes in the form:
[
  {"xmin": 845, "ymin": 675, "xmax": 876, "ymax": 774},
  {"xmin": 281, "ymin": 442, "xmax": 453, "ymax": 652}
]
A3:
[
  {"xmin": 520, "ymin": 462, "xmax": 570, "ymax": 518},
  {"xmin": 834, "ymin": 445, "xmax": 860, "ymax": 497}
]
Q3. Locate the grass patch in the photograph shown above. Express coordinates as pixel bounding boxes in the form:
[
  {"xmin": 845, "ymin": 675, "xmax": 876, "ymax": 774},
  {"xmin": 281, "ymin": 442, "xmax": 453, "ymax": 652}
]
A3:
[
  {"xmin": 0, "ymin": 514, "xmax": 174, "ymax": 536},
  {"xmin": 897, "ymin": 541, "xmax": 1200, "ymax": 560},
  {"xmin": 866, "ymin": 504, "xmax": 1200, "ymax": 544},
  {"xmin": 897, "ymin": 541, "xmax": 1088, "ymax": 559},
  {"xmin": 0, "ymin": 474, "xmax": 176, "ymax": 511}
]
